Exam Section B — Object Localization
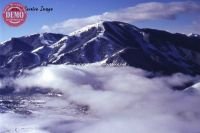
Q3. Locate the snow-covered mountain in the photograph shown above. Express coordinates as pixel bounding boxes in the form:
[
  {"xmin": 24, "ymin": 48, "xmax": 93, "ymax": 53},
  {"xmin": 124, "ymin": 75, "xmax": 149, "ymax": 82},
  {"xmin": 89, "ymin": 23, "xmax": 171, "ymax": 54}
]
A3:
[
  {"xmin": 1, "ymin": 21, "xmax": 200, "ymax": 133},
  {"xmin": 1, "ymin": 21, "xmax": 200, "ymax": 76},
  {"xmin": 0, "ymin": 33, "xmax": 64, "ymax": 77}
]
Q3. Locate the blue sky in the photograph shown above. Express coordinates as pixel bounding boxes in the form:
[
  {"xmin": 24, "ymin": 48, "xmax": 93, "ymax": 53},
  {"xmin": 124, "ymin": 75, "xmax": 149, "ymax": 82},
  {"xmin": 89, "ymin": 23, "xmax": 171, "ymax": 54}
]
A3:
[{"xmin": 1, "ymin": 0, "xmax": 200, "ymax": 42}]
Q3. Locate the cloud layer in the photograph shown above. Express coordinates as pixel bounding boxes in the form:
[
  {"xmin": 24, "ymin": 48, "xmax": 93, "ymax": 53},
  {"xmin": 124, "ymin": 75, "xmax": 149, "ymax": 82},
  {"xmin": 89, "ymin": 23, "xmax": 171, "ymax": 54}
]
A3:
[
  {"xmin": 41, "ymin": 1, "xmax": 200, "ymax": 34},
  {"xmin": 1, "ymin": 64, "xmax": 200, "ymax": 133}
]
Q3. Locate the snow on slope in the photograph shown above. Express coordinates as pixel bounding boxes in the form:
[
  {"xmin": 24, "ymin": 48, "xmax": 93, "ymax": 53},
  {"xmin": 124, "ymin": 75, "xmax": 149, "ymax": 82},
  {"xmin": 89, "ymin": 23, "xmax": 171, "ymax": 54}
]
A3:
[
  {"xmin": 48, "ymin": 21, "xmax": 200, "ymax": 74},
  {"xmin": 188, "ymin": 33, "xmax": 200, "ymax": 38},
  {"xmin": 0, "ymin": 33, "xmax": 64, "ymax": 76},
  {"xmin": 1, "ymin": 21, "xmax": 200, "ymax": 76}
]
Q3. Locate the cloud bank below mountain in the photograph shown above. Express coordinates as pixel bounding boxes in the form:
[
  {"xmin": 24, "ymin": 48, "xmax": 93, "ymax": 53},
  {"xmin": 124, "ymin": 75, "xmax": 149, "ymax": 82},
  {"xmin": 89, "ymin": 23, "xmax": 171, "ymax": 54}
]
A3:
[{"xmin": 1, "ymin": 64, "xmax": 200, "ymax": 133}]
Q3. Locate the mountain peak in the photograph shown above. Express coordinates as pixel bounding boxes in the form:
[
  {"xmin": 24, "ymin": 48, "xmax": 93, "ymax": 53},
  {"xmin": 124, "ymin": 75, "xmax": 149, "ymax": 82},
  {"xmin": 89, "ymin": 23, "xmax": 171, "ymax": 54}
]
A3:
[
  {"xmin": 69, "ymin": 21, "xmax": 105, "ymax": 37},
  {"xmin": 69, "ymin": 21, "xmax": 140, "ymax": 37}
]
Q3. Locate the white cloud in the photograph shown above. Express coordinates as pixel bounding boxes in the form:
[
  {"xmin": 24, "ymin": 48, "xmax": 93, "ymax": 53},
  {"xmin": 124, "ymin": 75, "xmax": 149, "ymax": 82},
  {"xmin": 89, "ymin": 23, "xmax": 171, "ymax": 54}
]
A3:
[
  {"xmin": 1, "ymin": 64, "xmax": 200, "ymax": 132},
  {"xmin": 41, "ymin": 1, "xmax": 200, "ymax": 34},
  {"xmin": 41, "ymin": 15, "xmax": 101, "ymax": 34}
]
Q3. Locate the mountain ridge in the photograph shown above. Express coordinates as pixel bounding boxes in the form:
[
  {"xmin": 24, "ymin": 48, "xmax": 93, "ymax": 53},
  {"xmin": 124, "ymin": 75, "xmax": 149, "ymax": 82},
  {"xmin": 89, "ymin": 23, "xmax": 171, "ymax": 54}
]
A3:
[{"xmin": 1, "ymin": 21, "xmax": 200, "ymax": 76}]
